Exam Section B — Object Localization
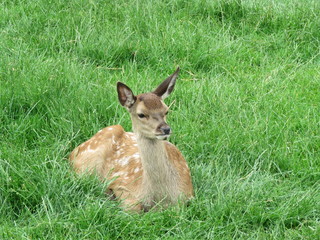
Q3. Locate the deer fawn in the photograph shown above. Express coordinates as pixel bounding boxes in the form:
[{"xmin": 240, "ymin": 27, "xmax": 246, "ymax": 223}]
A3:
[{"xmin": 69, "ymin": 67, "xmax": 193, "ymax": 212}]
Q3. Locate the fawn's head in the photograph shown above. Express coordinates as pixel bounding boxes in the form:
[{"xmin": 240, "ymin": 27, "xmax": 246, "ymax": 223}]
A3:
[{"xmin": 117, "ymin": 67, "xmax": 180, "ymax": 140}]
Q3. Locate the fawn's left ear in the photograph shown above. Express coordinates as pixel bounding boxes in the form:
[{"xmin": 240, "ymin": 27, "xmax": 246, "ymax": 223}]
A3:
[
  {"xmin": 117, "ymin": 82, "xmax": 137, "ymax": 109},
  {"xmin": 153, "ymin": 67, "xmax": 180, "ymax": 100}
]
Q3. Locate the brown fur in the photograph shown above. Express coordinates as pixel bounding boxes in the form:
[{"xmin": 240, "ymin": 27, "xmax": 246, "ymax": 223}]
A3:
[
  {"xmin": 69, "ymin": 67, "xmax": 193, "ymax": 212},
  {"xmin": 137, "ymin": 93, "xmax": 164, "ymax": 109}
]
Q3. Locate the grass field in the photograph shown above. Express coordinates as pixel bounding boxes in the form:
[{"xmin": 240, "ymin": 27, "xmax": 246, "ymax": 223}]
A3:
[{"xmin": 1, "ymin": 0, "xmax": 320, "ymax": 239}]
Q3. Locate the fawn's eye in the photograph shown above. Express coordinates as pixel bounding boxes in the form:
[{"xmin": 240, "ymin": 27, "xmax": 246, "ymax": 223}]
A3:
[{"xmin": 138, "ymin": 113, "xmax": 146, "ymax": 118}]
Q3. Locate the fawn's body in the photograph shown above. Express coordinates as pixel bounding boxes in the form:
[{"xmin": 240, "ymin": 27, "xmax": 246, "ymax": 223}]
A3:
[{"xmin": 70, "ymin": 68, "xmax": 193, "ymax": 211}]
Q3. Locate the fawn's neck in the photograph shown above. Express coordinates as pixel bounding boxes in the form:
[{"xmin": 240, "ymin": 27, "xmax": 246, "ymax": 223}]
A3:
[{"xmin": 136, "ymin": 134, "xmax": 179, "ymax": 206}]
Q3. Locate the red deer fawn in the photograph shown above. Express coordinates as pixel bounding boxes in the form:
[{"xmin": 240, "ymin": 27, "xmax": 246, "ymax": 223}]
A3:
[{"xmin": 69, "ymin": 67, "xmax": 193, "ymax": 212}]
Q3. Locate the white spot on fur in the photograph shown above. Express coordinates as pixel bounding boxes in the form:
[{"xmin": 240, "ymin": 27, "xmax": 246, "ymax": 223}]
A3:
[
  {"xmin": 118, "ymin": 156, "xmax": 130, "ymax": 166},
  {"xmin": 133, "ymin": 167, "xmax": 140, "ymax": 173},
  {"xmin": 127, "ymin": 132, "xmax": 136, "ymax": 140},
  {"xmin": 82, "ymin": 148, "xmax": 96, "ymax": 154},
  {"xmin": 112, "ymin": 171, "xmax": 124, "ymax": 177},
  {"xmin": 116, "ymin": 150, "xmax": 121, "ymax": 157}
]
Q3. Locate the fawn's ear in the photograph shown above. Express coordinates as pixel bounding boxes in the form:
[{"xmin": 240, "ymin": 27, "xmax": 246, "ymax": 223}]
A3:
[
  {"xmin": 117, "ymin": 82, "xmax": 136, "ymax": 109},
  {"xmin": 153, "ymin": 67, "xmax": 180, "ymax": 100}
]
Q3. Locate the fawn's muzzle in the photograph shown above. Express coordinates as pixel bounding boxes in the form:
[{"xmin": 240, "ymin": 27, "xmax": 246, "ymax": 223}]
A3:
[{"xmin": 160, "ymin": 126, "xmax": 171, "ymax": 135}]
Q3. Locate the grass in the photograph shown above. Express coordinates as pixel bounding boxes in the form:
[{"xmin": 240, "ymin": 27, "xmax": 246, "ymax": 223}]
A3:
[{"xmin": 1, "ymin": 0, "xmax": 320, "ymax": 239}]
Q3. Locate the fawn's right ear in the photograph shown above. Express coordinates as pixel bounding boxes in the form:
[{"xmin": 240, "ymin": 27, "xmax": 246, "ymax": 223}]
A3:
[
  {"xmin": 153, "ymin": 67, "xmax": 180, "ymax": 100},
  {"xmin": 117, "ymin": 82, "xmax": 136, "ymax": 109}
]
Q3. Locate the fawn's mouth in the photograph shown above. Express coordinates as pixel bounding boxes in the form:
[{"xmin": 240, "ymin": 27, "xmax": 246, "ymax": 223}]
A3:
[{"xmin": 156, "ymin": 134, "xmax": 170, "ymax": 140}]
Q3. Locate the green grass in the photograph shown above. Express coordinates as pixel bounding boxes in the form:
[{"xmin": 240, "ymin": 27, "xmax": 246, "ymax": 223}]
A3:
[{"xmin": 1, "ymin": 0, "xmax": 320, "ymax": 239}]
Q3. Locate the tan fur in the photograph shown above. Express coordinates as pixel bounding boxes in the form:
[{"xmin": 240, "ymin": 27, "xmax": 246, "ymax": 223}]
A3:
[
  {"xmin": 69, "ymin": 68, "xmax": 193, "ymax": 212},
  {"xmin": 137, "ymin": 93, "xmax": 164, "ymax": 109}
]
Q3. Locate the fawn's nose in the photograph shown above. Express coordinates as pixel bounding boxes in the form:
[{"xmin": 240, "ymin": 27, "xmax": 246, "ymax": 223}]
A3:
[{"xmin": 161, "ymin": 126, "xmax": 171, "ymax": 135}]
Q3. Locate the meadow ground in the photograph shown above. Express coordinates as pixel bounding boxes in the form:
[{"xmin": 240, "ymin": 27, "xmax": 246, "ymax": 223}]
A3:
[{"xmin": 0, "ymin": 0, "xmax": 319, "ymax": 239}]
